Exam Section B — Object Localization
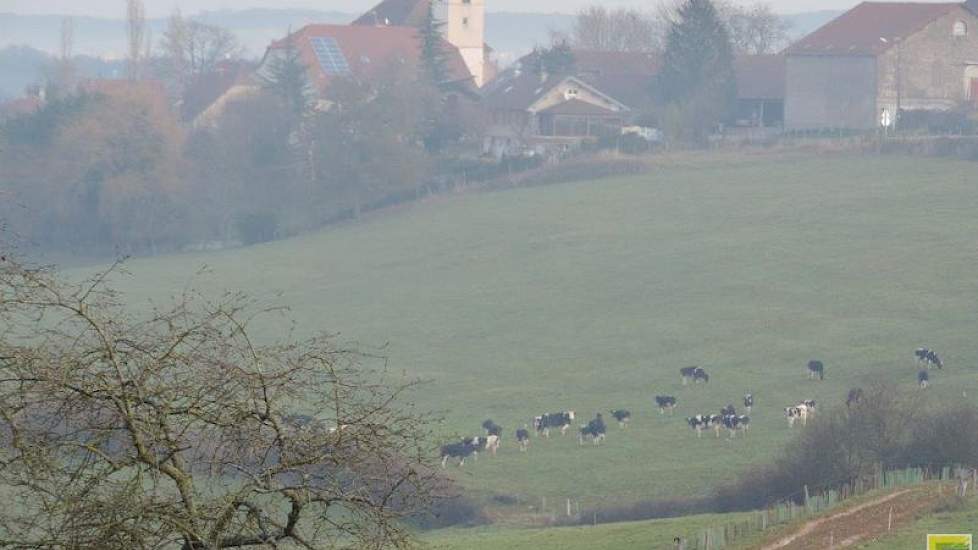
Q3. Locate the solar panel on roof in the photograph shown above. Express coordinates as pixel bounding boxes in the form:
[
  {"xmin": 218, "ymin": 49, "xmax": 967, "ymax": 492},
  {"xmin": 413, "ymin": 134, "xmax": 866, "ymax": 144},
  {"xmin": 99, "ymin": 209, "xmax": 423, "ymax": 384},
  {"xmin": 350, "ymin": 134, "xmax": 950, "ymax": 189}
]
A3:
[{"xmin": 309, "ymin": 37, "xmax": 351, "ymax": 76}]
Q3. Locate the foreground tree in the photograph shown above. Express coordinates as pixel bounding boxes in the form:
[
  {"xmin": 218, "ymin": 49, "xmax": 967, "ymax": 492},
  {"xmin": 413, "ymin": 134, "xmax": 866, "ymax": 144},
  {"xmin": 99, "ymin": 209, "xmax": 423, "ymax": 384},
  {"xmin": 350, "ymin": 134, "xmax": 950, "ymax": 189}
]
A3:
[
  {"xmin": 656, "ymin": 0, "xmax": 737, "ymax": 144},
  {"xmin": 0, "ymin": 257, "xmax": 437, "ymax": 548}
]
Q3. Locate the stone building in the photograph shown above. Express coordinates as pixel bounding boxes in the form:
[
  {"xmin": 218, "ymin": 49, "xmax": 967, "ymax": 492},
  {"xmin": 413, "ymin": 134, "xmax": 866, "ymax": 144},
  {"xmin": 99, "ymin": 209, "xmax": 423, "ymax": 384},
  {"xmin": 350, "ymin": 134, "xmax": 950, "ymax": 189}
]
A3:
[{"xmin": 785, "ymin": 1, "xmax": 978, "ymax": 130}]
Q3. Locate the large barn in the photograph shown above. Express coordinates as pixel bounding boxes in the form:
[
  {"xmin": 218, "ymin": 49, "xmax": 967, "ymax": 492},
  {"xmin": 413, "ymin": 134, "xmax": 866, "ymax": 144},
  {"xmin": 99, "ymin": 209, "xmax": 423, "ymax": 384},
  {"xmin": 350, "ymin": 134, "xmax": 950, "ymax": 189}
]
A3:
[{"xmin": 785, "ymin": 1, "xmax": 978, "ymax": 130}]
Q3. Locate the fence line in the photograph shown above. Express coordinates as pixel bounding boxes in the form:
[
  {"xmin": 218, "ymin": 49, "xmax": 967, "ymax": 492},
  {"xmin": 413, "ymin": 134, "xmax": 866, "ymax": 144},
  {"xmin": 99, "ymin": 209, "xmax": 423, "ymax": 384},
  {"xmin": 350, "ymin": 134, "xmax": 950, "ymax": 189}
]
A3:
[{"xmin": 682, "ymin": 465, "xmax": 963, "ymax": 550}]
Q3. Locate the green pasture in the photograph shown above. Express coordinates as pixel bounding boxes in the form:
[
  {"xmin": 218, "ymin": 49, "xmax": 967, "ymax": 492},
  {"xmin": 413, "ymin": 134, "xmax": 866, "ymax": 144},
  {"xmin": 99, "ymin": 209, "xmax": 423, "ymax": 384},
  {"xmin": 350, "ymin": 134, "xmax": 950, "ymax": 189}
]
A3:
[{"xmin": 68, "ymin": 153, "xmax": 978, "ymax": 507}]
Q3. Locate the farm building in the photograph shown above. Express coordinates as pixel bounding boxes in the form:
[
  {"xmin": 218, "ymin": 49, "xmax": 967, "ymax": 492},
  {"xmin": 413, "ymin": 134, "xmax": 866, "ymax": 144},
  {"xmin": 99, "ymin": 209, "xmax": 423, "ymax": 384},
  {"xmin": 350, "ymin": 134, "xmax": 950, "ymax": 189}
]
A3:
[
  {"xmin": 785, "ymin": 1, "xmax": 978, "ymax": 130},
  {"xmin": 482, "ymin": 50, "xmax": 786, "ymax": 157}
]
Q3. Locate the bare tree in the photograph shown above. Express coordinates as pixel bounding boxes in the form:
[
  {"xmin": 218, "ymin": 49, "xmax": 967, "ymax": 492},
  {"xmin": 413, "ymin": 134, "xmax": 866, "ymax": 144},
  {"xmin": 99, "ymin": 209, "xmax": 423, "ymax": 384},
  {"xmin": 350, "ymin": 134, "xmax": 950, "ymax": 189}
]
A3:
[
  {"xmin": 0, "ymin": 257, "xmax": 438, "ymax": 549},
  {"xmin": 718, "ymin": 1, "xmax": 791, "ymax": 55},
  {"xmin": 161, "ymin": 11, "xmax": 242, "ymax": 91},
  {"xmin": 55, "ymin": 17, "xmax": 77, "ymax": 91},
  {"xmin": 570, "ymin": 6, "xmax": 664, "ymax": 53},
  {"xmin": 126, "ymin": 0, "xmax": 146, "ymax": 80}
]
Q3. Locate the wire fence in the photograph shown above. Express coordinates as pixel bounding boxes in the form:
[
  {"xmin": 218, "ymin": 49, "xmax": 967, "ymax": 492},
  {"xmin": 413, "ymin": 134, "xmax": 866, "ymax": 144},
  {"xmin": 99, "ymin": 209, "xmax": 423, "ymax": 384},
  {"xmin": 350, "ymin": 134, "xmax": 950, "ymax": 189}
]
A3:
[{"xmin": 682, "ymin": 465, "xmax": 971, "ymax": 550}]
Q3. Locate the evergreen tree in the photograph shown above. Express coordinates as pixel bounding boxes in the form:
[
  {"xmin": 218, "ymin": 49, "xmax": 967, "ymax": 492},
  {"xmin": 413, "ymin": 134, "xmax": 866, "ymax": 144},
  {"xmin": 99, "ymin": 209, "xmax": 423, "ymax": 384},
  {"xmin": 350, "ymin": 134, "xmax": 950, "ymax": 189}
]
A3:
[
  {"xmin": 261, "ymin": 31, "xmax": 311, "ymax": 118},
  {"xmin": 419, "ymin": 1, "xmax": 449, "ymax": 85},
  {"xmin": 656, "ymin": 0, "xmax": 737, "ymax": 144}
]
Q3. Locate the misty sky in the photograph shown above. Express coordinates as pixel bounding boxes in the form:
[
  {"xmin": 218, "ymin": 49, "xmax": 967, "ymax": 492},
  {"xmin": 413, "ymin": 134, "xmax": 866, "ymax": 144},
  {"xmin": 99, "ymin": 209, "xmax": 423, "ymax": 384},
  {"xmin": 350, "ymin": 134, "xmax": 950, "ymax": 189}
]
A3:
[{"xmin": 0, "ymin": 0, "xmax": 958, "ymax": 18}]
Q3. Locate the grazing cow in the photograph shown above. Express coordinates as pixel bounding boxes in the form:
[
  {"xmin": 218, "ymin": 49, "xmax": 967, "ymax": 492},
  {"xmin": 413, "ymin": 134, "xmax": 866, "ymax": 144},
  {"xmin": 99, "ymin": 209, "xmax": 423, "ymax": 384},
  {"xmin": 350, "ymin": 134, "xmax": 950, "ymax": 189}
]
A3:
[
  {"xmin": 655, "ymin": 395, "xmax": 678, "ymax": 414},
  {"xmin": 579, "ymin": 413, "xmax": 607, "ymax": 445},
  {"xmin": 533, "ymin": 411, "xmax": 576, "ymax": 438},
  {"xmin": 610, "ymin": 409, "xmax": 631, "ymax": 428},
  {"xmin": 516, "ymin": 425, "xmax": 530, "ymax": 452},
  {"xmin": 680, "ymin": 366, "xmax": 699, "ymax": 385},
  {"xmin": 918, "ymin": 369, "xmax": 930, "ymax": 389},
  {"xmin": 482, "ymin": 419, "xmax": 503, "ymax": 439},
  {"xmin": 440, "ymin": 438, "xmax": 480, "ymax": 467},
  {"xmin": 915, "ymin": 348, "xmax": 944, "ymax": 370},
  {"xmin": 801, "ymin": 399, "xmax": 816, "ymax": 410},
  {"xmin": 722, "ymin": 414, "xmax": 750, "ymax": 438},
  {"xmin": 693, "ymin": 368, "xmax": 710, "ymax": 384},
  {"xmin": 807, "ymin": 360, "xmax": 825, "ymax": 381},
  {"xmin": 720, "ymin": 404, "xmax": 736, "ymax": 417},
  {"xmin": 846, "ymin": 388, "xmax": 864, "ymax": 408},
  {"xmin": 784, "ymin": 405, "xmax": 811, "ymax": 427},
  {"xmin": 687, "ymin": 415, "xmax": 711, "ymax": 438},
  {"xmin": 743, "ymin": 393, "xmax": 754, "ymax": 413}
]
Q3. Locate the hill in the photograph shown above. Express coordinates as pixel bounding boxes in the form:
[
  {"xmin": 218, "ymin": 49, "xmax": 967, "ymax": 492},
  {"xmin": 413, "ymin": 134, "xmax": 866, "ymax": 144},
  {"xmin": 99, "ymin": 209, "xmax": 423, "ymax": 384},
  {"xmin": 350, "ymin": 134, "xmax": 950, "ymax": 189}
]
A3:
[{"xmin": 64, "ymin": 153, "xmax": 978, "ymax": 509}]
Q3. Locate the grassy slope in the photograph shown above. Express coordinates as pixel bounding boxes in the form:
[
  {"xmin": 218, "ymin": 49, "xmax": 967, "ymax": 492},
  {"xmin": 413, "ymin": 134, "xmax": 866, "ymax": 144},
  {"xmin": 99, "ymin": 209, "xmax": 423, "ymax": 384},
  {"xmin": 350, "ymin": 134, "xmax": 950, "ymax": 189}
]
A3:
[
  {"xmin": 73, "ymin": 154, "xmax": 978, "ymax": 506},
  {"xmin": 424, "ymin": 511, "xmax": 763, "ymax": 550},
  {"xmin": 859, "ymin": 495, "xmax": 978, "ymax": 549}
]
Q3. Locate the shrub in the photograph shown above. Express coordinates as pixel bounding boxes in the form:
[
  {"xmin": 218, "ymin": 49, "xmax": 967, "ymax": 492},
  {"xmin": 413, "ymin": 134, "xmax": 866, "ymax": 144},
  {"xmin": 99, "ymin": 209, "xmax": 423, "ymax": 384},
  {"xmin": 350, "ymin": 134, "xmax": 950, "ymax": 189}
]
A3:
[{"xmin": 235, "ymin": 211, "xmax": 279, "ymax": 245}]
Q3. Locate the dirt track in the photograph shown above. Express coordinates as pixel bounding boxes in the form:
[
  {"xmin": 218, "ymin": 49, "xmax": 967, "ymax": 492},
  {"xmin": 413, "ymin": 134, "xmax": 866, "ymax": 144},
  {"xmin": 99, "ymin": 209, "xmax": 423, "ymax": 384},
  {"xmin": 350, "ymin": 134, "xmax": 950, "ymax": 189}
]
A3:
[{"xmin": 755, "ymin": 486, "xmax": 945, "ymax": 549}]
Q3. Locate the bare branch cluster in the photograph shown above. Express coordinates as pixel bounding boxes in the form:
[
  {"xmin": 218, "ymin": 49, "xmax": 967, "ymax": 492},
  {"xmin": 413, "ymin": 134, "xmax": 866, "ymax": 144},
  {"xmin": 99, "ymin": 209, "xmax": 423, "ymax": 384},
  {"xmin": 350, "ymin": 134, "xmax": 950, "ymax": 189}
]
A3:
[{"xmin": 0, "ymin": 258, "xmax": 437, "ymax": 549}]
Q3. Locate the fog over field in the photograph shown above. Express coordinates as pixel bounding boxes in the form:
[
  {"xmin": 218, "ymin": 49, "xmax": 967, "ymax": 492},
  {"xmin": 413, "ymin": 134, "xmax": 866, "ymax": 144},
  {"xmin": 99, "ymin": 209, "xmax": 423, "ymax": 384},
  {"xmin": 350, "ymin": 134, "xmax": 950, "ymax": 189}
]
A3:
[{"xmin": 3, "ymin": 0, "xmax": 978, "ymax": 547}]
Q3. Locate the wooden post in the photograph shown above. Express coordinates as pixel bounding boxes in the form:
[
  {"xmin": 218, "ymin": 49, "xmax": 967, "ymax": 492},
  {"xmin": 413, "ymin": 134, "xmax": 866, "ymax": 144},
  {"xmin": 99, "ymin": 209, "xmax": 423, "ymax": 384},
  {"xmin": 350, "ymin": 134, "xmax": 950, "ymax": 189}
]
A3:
[
  {"xmin": 542, "ymin": 496, "xmax": 546, "ymax": 515},
  {"xmin": 804, "ymin": 485, "xmax": 810, "ymax": 513},
  {"xmin": 830, "ymin": 530, "xmax": 834, "ymax": 549},
  {"xmin": 566, "ymin": 498, "xmax": 571, "ymax": 517},
  {"xmin": 887, "ymin": 506, "xmax": 893, "ymax": 531}
]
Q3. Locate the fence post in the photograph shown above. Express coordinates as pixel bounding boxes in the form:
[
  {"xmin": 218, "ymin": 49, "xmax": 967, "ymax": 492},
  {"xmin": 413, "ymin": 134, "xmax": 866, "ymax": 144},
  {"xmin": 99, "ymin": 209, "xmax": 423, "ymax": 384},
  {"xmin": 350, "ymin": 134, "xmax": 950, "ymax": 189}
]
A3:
[
  {"xmin": 887, "ymin": 506, "xmax": 893, "ymax": 531},
  {"xmin": 804, "ymin": 485, "xmax": 810, "ymax": 514},
  {"xmin": 566, "ymin": 498, "xmax": 571, "ymax": 517}
]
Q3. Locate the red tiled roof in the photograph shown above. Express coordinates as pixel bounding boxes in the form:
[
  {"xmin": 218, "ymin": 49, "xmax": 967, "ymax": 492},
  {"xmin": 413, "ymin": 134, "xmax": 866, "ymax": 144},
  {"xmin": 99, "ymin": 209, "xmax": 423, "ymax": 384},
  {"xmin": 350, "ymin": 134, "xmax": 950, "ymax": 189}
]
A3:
[
  {"xmin": 352, "ymin": 0, "xmax": 428, "ymax": 27},
  {"xmin": 267, "ymin": 24, "xmax": 472, "ymax": 90},
  {"xmin": 786, "ymin": 2, "xmax": 964, "ymax": 56},
  {"xmin": 0, "ymin": 96, "xmax": 42, "ymax": 119},
  {"xmin": 735, "ymin": 54, "xmax": 785, "ymax": 100},
  {"xmin": 180, "ymin": 61, "xmax": 254, "ymax": 122}
]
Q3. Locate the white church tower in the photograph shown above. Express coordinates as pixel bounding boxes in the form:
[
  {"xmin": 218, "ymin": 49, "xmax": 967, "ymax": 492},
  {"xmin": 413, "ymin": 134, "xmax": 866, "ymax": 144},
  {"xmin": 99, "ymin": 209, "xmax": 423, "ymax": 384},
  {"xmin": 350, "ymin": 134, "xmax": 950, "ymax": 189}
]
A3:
[{"xmin": 438, "ymin": 0, "xmax": 487, "ymax": 87}]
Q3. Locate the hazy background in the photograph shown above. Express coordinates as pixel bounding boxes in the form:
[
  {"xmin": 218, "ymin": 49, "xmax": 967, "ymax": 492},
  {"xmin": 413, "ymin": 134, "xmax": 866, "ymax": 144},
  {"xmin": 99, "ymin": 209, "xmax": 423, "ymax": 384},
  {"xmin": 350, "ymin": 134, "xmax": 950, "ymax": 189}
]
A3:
[{"xmin": 0, "ymin": 0, "xmax": 958, "ymax": 17}]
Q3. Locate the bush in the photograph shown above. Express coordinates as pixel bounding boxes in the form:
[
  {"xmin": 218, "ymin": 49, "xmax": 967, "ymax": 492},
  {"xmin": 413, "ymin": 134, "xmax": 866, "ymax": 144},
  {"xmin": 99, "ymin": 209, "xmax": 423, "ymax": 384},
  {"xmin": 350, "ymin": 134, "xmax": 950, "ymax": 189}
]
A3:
[
  {"xmin": 409, "ymin": 495, "xmax": 489, "ymax": 529},
  {"xmin": 235, "ymin": 211, "xmax": 279, "ymax": 245}
]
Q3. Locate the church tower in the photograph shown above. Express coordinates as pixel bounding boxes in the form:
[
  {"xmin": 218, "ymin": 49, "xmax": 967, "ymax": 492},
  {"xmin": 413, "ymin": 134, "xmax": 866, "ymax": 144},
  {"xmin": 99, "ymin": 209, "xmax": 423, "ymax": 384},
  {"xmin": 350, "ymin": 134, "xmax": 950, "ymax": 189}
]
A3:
[{"xmin": 441, "ymin": 0, "xmax": 487, "ymax": 86}]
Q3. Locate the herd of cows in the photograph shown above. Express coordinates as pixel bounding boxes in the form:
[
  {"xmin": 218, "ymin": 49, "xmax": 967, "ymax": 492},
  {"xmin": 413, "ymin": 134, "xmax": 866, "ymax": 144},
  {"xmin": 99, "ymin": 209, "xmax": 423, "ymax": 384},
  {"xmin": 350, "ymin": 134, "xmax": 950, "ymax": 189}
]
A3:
[{"xmin": 438, "ymin": 348, "xmax": 947, "ymax": 467}]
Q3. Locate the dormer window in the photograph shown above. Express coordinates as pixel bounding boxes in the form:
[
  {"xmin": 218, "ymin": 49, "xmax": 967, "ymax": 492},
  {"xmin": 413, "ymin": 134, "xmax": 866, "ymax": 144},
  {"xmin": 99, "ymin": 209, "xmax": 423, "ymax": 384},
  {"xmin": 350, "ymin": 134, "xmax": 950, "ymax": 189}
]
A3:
[{"xmin": 954, "ymin": 20, "xmax": 968, "ymax": 37}]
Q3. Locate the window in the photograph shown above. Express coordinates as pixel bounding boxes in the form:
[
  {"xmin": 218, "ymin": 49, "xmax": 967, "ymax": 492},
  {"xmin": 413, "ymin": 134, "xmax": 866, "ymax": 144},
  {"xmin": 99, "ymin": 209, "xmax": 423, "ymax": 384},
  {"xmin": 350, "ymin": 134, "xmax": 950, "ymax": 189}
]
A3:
[
  {"xmin": 953, "ymin": 20, "xmax": 968, "ymax": 37},
  {"xmin": 463, "ymin": 17, "xmax": 469, "ymax": 26},
  {"xmin": 564, "ymin": 88, "xmax": 580, "ymax": 100}
]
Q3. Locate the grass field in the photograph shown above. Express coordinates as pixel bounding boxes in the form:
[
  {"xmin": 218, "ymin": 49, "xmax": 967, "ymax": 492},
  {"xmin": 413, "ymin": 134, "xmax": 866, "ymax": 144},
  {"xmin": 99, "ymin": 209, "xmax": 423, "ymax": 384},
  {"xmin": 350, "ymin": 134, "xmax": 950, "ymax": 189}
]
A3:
[
  {"xmin": 861, "ymin": 495, "xmax": 978, "ymax": 549},
  {"xmin": 69, "ymin": 153, "xmax": 978, "ymax": 509}
]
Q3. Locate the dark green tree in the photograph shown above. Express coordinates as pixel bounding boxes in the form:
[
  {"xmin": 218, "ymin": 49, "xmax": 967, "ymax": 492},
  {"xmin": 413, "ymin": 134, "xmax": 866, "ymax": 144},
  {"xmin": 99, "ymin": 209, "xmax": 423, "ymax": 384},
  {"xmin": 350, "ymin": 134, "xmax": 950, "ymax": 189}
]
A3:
[
  {"xmin": 419, "ymin": 1, "xmax": 449, "ymax": 85},
  {"xmin": 656, "ymin": 0, "xmax": 737, "ymax": 144},
  {"xmin": 529, "ymin": 40, "xmax": 576, "ymax": 76},
  {"xmin": 261, "ymin": 30, "xmax": 311, "ymax": 118}
]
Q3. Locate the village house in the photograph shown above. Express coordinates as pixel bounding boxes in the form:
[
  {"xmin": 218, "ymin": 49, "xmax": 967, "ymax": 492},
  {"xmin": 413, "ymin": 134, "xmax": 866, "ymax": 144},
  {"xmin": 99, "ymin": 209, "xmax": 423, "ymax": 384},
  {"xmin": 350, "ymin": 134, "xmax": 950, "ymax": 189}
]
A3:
[
  {"xmin": 785, "ymin": 1, "xmax": 978, "ymax": 130},
  {"xmin": 482, "ymin": 50, "xmax": 786, "ymax": 157},
  {"xmin": 196, "ymin": 0, "xmax": 491, "ymax": 126}
]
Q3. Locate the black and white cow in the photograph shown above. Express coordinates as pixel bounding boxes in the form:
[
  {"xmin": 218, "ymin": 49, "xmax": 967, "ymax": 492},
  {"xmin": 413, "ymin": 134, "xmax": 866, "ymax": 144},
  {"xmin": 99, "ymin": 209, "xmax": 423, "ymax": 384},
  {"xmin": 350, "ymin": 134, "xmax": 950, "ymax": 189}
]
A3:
[
  {"xmin": 743, "ymin": 393, "xmax": 754, "ymax": 413},
  {"xmin": 516, "ymin": 425, "xmax": 531, "ymax": 452},
  {"xmin": 579, "ymin": 413, "xmax": 607, "ymax": 445},
  {"xmin": 807, "ymin": 360, "xmax": 825, "ymax": 381},
  {"xmin": 915, "ymin": 348, "xmax": 943, "ymax": 370},
  {"xmin": 687, "ymin": 415, "xmax": 712, "ymax": 438},
  {"xmin": 918, "ymin": 369, "xmax": 930, "ymax": 389},
  {"xmin": 720, "ymin": 404, "xmax": 737, "ymax": 417},
  {"xmin": 440, "ymin": 437, "xmax": 481, "ymax": 467},
  {"xmin": 784, "ymin": 404, "xmax": 813, "ymax": 427},
  {"xmin": 722, "ymin": 414, "xmax": 750, "ymax": 438},
  {"xmin": 846, "ymin": 388, "xmax": 864, "ymax": 408},
  {"xmin": 533, "ymin": 411, "xmax": 576, "ymax": 438},
  {"xmin": 482, "ymin": 419, "xmax": 503, "ymax": 438},
  {"xmin": 681, "ymin": 367, "xmax": 710, "ymax": 385},
  {"xmin": 655, "ymin": 395, "xmax": 678, "ymax": 415},
  {"xmin": 610, "ymin": 409, "xmax": 632, "ymax": 428}
]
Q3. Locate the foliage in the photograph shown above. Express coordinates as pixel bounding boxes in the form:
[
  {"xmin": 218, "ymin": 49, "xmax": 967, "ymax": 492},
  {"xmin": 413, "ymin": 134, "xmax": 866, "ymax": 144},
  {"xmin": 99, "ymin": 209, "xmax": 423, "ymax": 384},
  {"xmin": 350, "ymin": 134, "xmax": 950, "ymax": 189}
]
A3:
[
  {"xmin": 312, "ymin": 69, "xmax": 431, "ymax": 219},
  {"xmin": 419, "ymin": 1, "xmax": 449, "ymax": 86},
  {"xmin": 716, "ymin": 1, "xmax": 791, "ymax": 54},
  {"xmin": 0, "ymin": 257, "xmax": 438, "ymax": 549},
  {"xmin": 569, "ymin": 6, "xmax": 663, "ymax": 53},
  {"xmin": 160, "ymin": 10, "xmax": 241, "ymax": 92},
  {"xmin": 527, "ymin": 40, "xmax": 576, "ymax": 76},
  {"xmin": 0, "ymin": 87, "xmax": 187, "ymax": 254},
  {"xmin": 260, "ymin": 30, "xmax": 312, "ymax": 119},
  {"xmin": 656, "ymin": 0, "xmax": 737, "ymax": 144}
]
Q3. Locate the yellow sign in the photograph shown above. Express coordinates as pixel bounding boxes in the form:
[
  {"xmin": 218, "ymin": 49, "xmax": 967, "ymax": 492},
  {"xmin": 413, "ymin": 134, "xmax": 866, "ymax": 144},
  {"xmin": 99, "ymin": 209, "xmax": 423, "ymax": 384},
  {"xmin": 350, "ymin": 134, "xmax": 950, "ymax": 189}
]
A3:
[{"xmin": 928, "ymin": 534, "xmax": 973, "ymax": 550}]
